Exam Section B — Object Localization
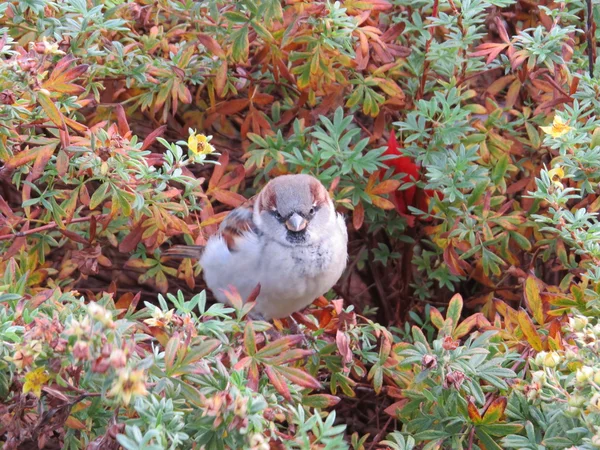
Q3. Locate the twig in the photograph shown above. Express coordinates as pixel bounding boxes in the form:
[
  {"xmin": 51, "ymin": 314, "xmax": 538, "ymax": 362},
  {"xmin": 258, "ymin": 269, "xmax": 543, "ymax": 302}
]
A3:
[
  {"xmin": 367, "ymin": 415, "xmax": 393, "ymax": 450},
  {"xmin": 586, "ymin": 0, "xmax": 597, "ymax": 78},
  {"xmin": 467, "ymin": 426, "xmax": 475, "ymax": 450},
  {"xmin": 366, "ymin": 235, "xmax": 393, "ymax": 323},
  {"xmin": 0, "ymin": 215, "xmax": 104, "ymax": 241},
  {"xmin": 416, "ymin": 0, "xmax": 440, "ymax": 100}
]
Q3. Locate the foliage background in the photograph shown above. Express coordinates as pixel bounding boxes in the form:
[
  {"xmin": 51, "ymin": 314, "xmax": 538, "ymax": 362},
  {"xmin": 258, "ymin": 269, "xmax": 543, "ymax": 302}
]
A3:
[{"xmin": 2, "ymin": 0, "xmax": 600, "ymax": 448}]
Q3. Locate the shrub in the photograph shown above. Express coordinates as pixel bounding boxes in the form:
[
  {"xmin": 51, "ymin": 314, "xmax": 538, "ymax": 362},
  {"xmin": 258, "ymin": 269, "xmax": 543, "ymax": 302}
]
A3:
[{"xmin": 4, "ymin": 0, "xmax": 600, "ymax": 448}]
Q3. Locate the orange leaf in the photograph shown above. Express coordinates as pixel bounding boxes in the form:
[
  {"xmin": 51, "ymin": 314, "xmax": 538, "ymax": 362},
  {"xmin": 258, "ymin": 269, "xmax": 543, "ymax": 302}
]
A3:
[
  {"xmin": 31, "ymin": 144, "xmax": 55, "ymax": 180},
  {"xmin": 248, "ymin": 361, "xmax": 259, "ymax": 390},
  {"xmin": 517, "ymin": 310, "xmax": 543, "ymax": 351},
  {"xmin": 215, "ymin": 61, "xmax": 228, "ymax": 98},
  {"xmin": 468, "ymin": 399, "xmax": 482, "ymax": 423},
  {"xmin": 453, "ymin": 313, "xmax": 490, "ymax": 340},
  {"xmin": 63, "ymin": 116, "xmax": 88, "ymax": 133},
  {"xmin": 197, "ymin": 33, "xmax": 226, "ymax": 58},
  {"xmin": 384, "ymin": 399, "xmax": 408, "ymax": 417},
  {"xmin": 524, "ymin": 276, "xmax": 544, "ymax": 325},
  {"xmin": 38, "ymin": 91, "xmax": 66, "ymax": 130},
  {"xmin": 208, "ymin": 152, "xmax": 229, "ymax": 190},
  {"xmin": 64, "ymin": 416, "xmax": 86, "ymax": 430},
  {"xmin": 47, "ymin": 82, "xmax": 85, "ymax": 95},
  {"xmin": 482, "ymin": 397, "xmax": 507, "ymax": 424},
  {"xmin": 211, "ymin": 189, "xmax": 247, "ymax": 207},
  {"xmin": 430, "ymin": 307, "xmax": 444, "ymax": 329},
  {"xmin": 370, "ymin": 179, "xmax": 401, "ymax": 195},
  {"xmin": 215, "ymin": 99, "xmax": 249, "ymax": 115},
  {"xmin": 370, "ymin": 195, "xmax": 395, "ymax": 210}
]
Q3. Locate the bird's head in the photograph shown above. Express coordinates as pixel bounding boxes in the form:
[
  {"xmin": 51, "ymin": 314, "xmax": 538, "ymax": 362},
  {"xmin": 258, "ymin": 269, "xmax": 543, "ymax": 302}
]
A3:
[{"xmin": 254, "ymin": 174, "xmax": 334, "ymax": 246}]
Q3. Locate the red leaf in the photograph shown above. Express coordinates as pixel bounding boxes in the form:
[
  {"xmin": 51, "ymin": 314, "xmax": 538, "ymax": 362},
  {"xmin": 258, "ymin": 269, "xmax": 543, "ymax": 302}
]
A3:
[
  {"xmin": 275, "ymin": 366, "xmax": 321, "ymax": 390},
  {"xmin": 214, "ymin": 99, "xmax": 249, "ymax": 115},
  {"xmin": 264, "ymin": 365, "xmax": 292, "ymax": 401},
  {"xmin": 142, "ymin": 125, "xmax": 167, "ymax": 150},
  {"xmin": 336, "ymin": 330, "xmax": 353, "ymax": 365},
  {"xmin": 383, "ymin": 132, "xmax": 419, "ymax": 180},
  {"xmin": 114, "ymin": 104, "xmax": 130, "ymax": 137},
  {"xmin": 353, "ymin": 201, "xmax": 364, "ymax": 230},
  {"xmin": 197, "ymin": 34, "xmax": 226, "ymax": 58}
]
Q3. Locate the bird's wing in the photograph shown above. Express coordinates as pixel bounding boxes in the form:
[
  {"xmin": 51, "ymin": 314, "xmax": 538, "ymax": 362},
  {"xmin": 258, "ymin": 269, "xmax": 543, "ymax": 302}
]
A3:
[
  {"xmin": 218, "ymin": 198, "xmax": 259, "ymax": 252},
  {"xmin": 163, "ymin": 198, "xmax": 258, "ymax": 259}
]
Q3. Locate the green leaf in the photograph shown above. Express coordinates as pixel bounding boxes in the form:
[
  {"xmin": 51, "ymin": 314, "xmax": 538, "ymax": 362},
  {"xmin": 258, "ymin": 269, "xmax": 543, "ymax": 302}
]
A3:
[
  {"xmin": 224, "ymin": 11, "xmax": 248, "ymax": 23},
  {"xmin": 89, "ymin": 182, "xmax": 110, "ymax": 210},
  {"xmin": 476, "ymin": 428, "xmax": 503, "ymax": 450},
  {"xmin": 231, "ymin": 25, "xmax": 249, "ymax": 63},
  {"xmin": 446, "ymin": 294, "xmax": 463, "ymax": 331},
  {"xmin": 491, "ymin": 154, "xmax": 509, "ymax": 184},
  {"xmin": 302, "ymin": 394, "xmax": 341, "ymax": 409},
  {"xmin": 244, "ymin": 321, "xmax": 257, "ymax": 356},
  {"xmin": 164, "ymin": 335, "xmax": 179, "ymax": 373}
]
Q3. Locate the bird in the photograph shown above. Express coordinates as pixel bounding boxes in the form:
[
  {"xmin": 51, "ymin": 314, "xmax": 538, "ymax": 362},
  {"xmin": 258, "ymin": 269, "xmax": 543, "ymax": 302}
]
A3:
[{"xmin": 164, "ymin": 174, "xmax": 348, "ymax": 320}]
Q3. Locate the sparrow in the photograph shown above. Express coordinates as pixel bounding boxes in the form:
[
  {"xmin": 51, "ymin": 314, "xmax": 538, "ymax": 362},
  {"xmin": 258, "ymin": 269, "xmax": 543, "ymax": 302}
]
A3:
[{"xmin": 165, "ymin": 174, "xmax": 348, "ymax": 320}]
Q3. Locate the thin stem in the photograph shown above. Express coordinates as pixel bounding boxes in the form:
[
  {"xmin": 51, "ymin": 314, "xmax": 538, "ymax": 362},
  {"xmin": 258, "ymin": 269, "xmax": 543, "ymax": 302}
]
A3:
[
  {"xmin": 0, "ymin": 215, "xmax": 104, "ymax": 241},
  {"xmin": 417, "ymin": 0, "xmax": 440, "ymax": 100},
  {"xmin": 586, "ymin": 0, "xmax": 596, "ymax": 78}
]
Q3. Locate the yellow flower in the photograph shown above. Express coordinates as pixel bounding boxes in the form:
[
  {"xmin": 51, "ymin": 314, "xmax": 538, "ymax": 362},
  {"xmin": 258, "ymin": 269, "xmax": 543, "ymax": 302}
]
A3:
[
  {"xmin": 23, "ymin": 367, "xmax": 50, "ymax": 397},
  {"xmin": 143, "ymin": 308, "xmax": 174, "ymax": 328},
  {"xmin": 42, "ymin": 37, "xmax": 65, "ymax": 55},
  {"xmin": 547, "ymin": 166, "xmax": 565, "ymax": 189},
  {"xmin": 541, "ymin": 115, "xmax": 573, "ymax": 138},
  {"xmin": 108, "ymin": 369, "xmax": 148, "ymax": 405},
  {"xmin": 188, "ymin": 131, "xmax": 215, "ymax": 155}
]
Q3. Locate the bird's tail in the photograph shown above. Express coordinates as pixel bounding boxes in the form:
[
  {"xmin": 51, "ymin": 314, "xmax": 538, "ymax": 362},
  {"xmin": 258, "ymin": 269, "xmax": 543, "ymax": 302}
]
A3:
[{"xmin": 162, "ymin": 245, "xmax": 205, "ymax": 260}]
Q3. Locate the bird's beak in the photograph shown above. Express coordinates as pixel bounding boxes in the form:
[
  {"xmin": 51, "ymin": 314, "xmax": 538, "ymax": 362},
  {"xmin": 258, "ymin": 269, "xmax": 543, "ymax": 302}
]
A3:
[{"xmin": 285, "ymin": 213, "xmax": 308, "ymax": 232}]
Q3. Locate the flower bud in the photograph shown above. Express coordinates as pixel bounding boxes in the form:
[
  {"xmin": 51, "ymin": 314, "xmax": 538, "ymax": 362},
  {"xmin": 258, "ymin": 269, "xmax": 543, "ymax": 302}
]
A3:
[
  {"xmin": 569, "ymin": 316, "xmax": 588, "ymax": 332},
  {"xmin": 72, "ymin": 341, "xmax": 89, "ymax": 360},
  {"xmin": 0, "ymin": 90, "xmax": 15, "ymax": 105},
  {"xmin": 421, "ymin": 354, "xmax": 437, "ymax": 370},
  {"xmin": 564, "ymin": 348, "xmax": 578, "ymax": 362},
  {"xmin": 524, "ymin": 382, "xmax": 540, "ymax": 402},
  {"xmin": 531, "ymin": 370, "xmax": 546, "ymax": 385},
  {"xmin": 576, "ymin": 366, "xmax": 594, "ymax": 384},
  {"xmin": 568, "ymin": 394, "xmax": 586, "ymax": 408},
  {"xmin": 543, "ymin": 351, "xmax": 561, "ymax": 368},
  {"xmin": 444, "ymin": 370, "xmax": 465, "ymax": 390},
  {"xmin": 109, "ymin": 349, "xmax": 127, "ymax": 369},
  {"xmin": 88, "ymin": 303, "xmax": 113, "ymax": 327},
  {"xmin": 534, "ymin": 351, "xmax": 547, "ymax": 366},
  {"xmin": 442, "ymin": 336, "xmax": 458, "ymax": 351}
]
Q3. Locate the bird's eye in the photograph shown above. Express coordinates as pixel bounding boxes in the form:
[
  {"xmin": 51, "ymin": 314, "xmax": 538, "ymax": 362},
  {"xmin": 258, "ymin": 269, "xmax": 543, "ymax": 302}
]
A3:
[
  {"xmin": 309, "ymin": 207, "xmax": 315, "ymax": 216},
  {"xmin": 271, "ymin": 209, "xmax": 283, "ymax": 220}
]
